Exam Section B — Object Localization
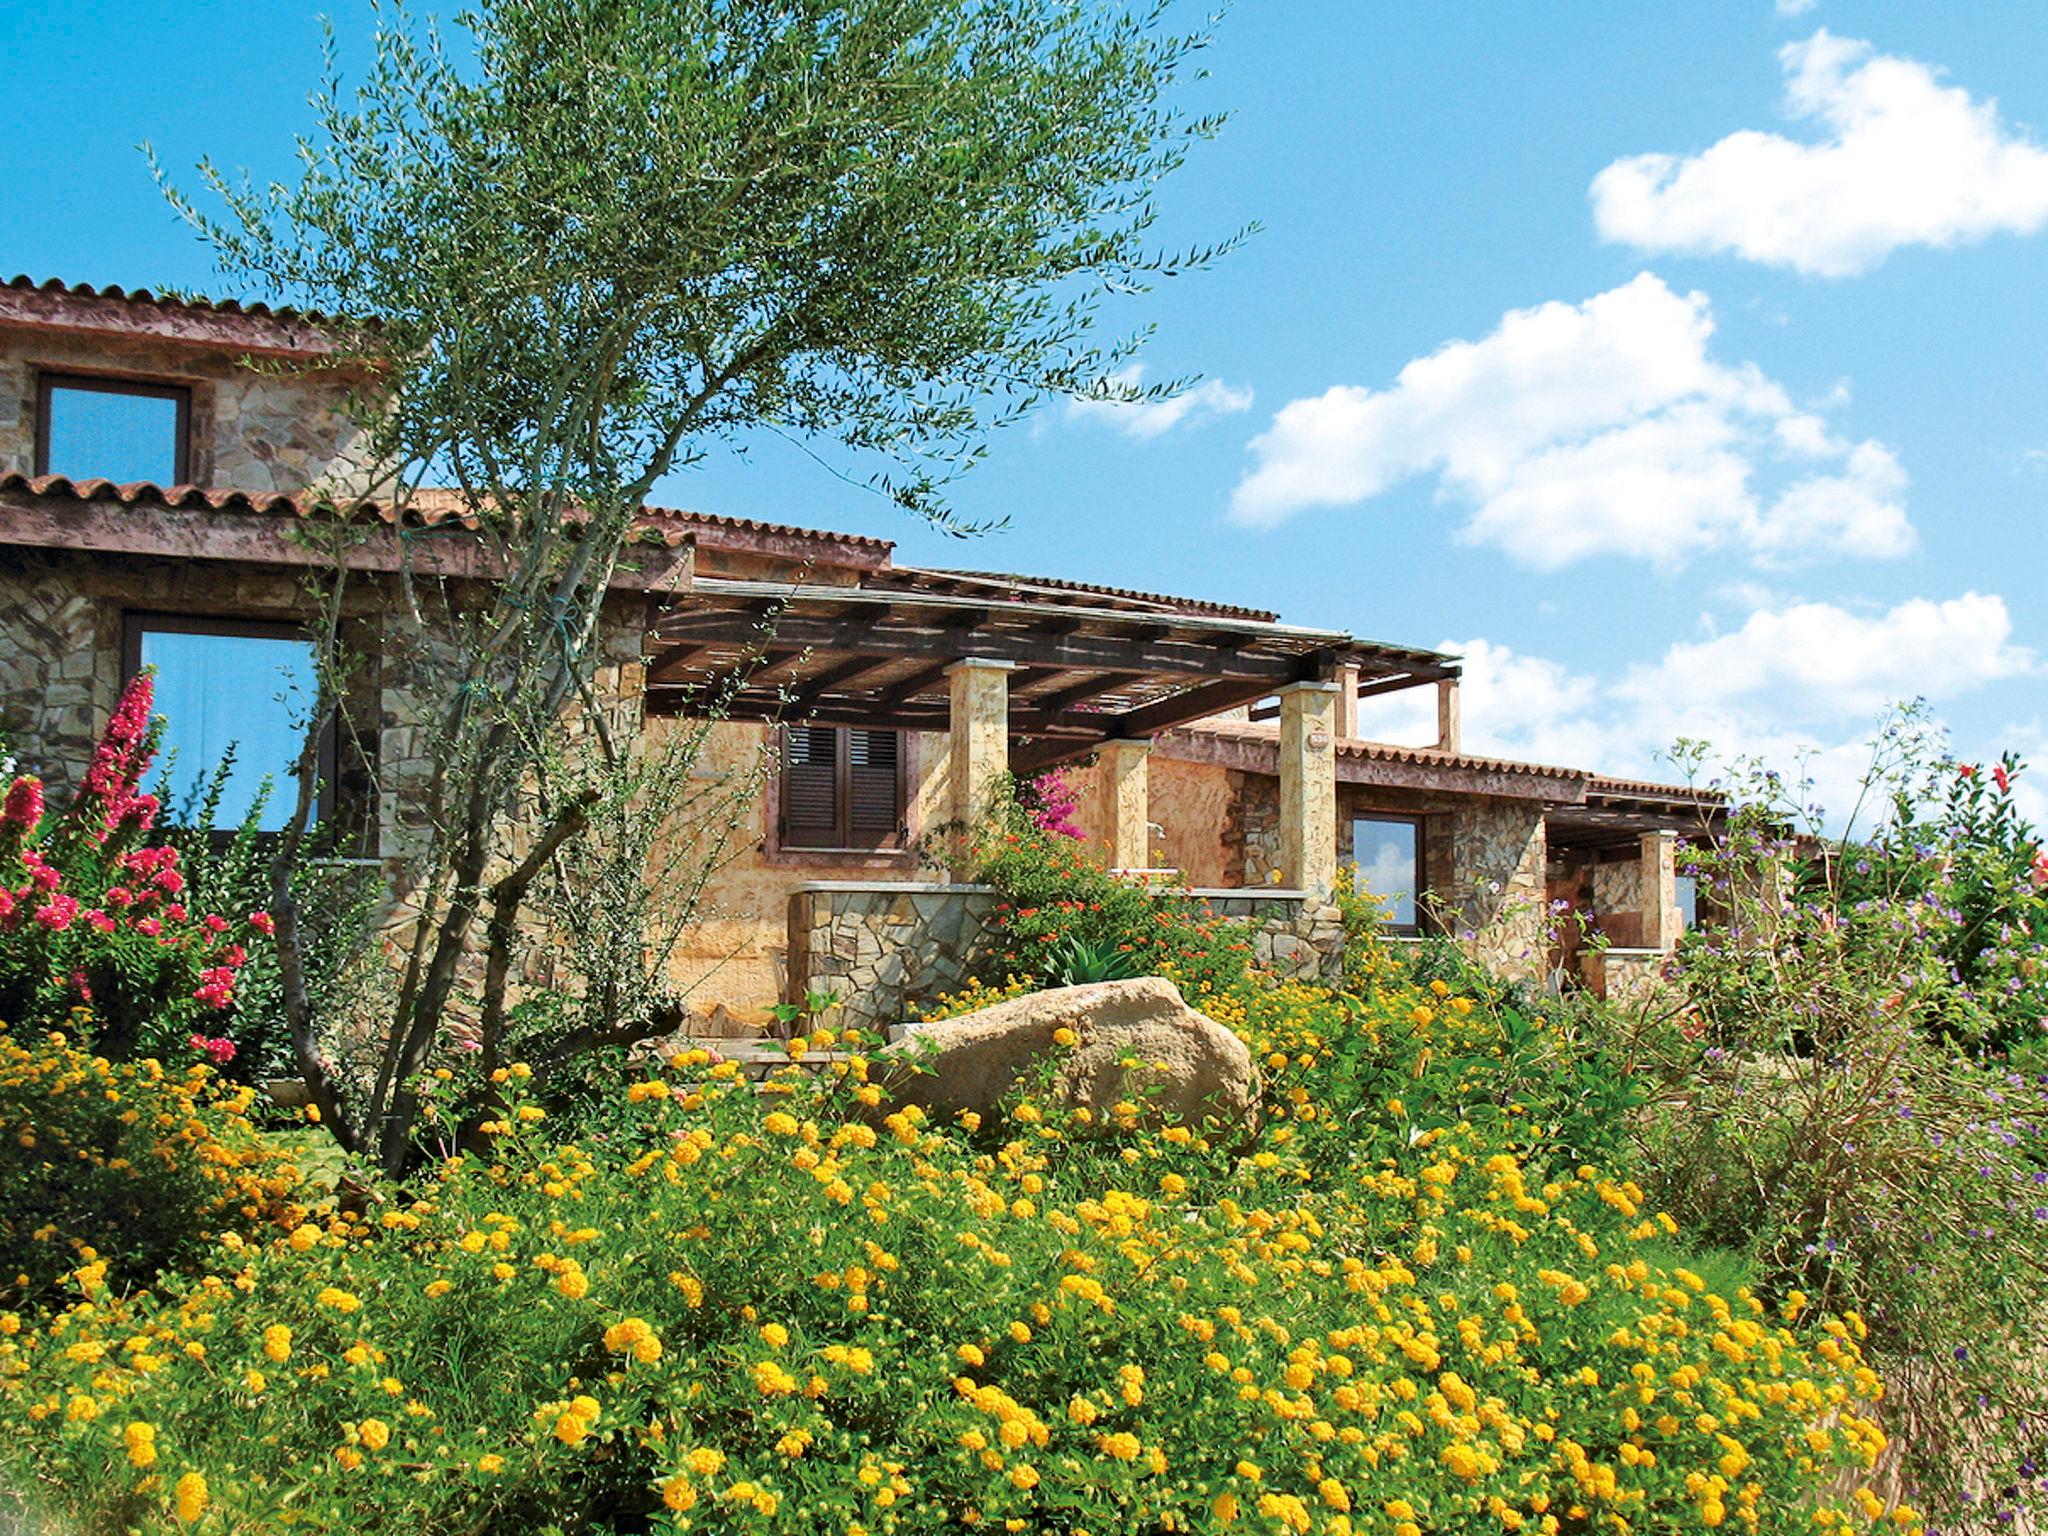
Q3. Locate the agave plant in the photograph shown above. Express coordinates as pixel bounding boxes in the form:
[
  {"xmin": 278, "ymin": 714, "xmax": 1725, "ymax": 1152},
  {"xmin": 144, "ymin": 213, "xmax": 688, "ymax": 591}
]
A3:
[{"xmin": 1047, "ymin": 934, "xmax": 1144, "ymax": 988}]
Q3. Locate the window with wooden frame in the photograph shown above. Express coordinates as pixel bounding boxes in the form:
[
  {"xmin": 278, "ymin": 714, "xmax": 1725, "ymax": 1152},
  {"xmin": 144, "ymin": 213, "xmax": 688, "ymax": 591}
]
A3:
[
  {"xmin": 1350, "ymin": 813, "xmax": 1425, "ymax": 935},
  {"xmin": 37, "ymin": 373, "xmax": 193, "ymax": 486},
  {"xmin": 124, "ymin": 614, "xmax": 331, "ymax": 831},
  {"xmin": 779, "ymin": 726, "xmax": 906, "ymax": 851}
]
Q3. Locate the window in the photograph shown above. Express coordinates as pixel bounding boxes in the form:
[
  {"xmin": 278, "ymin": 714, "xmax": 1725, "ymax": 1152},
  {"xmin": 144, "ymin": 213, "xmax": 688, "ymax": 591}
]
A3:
[
  {"xmin": 1674, "ymin": 873, "xmax": 1699, "ymax": 933},
  {"xmin": 1351, "ymin": 815, "xmax": 1423, "ymax": 933},
  {"xmin": 37, "ymin": 374, "xmax": 192, "ymax": 485},
  {"xmin": 779, "ymin": 726, "xmax": 905, "ymax": 851},
  {"xmin": 126, "ymin": 617, "xmax": 323, "ymax": 831}
]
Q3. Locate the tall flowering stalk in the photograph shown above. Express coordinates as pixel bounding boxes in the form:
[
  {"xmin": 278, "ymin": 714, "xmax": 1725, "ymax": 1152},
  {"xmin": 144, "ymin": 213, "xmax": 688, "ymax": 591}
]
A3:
[{"xmin": 0, "ymin": 672, "xmax": 270, "ymax": 1065}]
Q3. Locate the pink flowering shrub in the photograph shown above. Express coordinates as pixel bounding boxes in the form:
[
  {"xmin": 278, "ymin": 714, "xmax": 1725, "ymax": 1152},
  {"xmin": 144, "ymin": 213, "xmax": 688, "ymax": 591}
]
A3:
[
  {"xmin": 1018, "ymin": 769, "xmax": 1085, "ymax": 840},
  {"xmin": 0, "ymin": 673, "xmax": 271, "ymax": 1065}
]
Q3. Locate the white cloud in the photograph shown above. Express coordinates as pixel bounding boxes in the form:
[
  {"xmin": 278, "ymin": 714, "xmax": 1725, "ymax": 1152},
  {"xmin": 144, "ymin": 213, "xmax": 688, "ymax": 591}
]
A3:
[
  {"xmin": 1592, "ymin": 31, "xmax": 2048, "ymax": 276},
  {"xmin": 1351, "ymin": 594, "xmax": 2037, "ymax": 827},
  {"xmin": 1616, "ymin": 592, "xmax": 2034, "ymax": 715},
  {"xmin": 1776, "ymin": 0, "xmax": 1818, "ymax": 15},
  {"xmin": 1067, "ymin": 366, "xmax": 1253, "ymax": 440},
  {"xmin": 1229, "ymin": 273, "xmax": 1910, "ymax": 569}
]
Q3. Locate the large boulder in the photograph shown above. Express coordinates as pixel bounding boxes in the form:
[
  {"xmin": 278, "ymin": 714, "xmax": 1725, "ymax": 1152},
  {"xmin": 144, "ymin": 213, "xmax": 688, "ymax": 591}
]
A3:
[{"xmin": 879, "ymin": 976, "xmax": 1256, "ymax": 1133}]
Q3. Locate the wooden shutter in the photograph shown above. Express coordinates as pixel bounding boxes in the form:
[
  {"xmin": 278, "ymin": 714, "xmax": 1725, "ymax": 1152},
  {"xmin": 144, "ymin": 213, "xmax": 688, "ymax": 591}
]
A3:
[
  {"xmin": 781, "ymin": 726, "xmax": 840, "ymax": 848},
  {"xmin": 847, "ymin": 729, "xmax": 901, "ymax": 848},
  {"xmin": 780, "ymin": 726, "xmax": 903, "ymax": 849}
]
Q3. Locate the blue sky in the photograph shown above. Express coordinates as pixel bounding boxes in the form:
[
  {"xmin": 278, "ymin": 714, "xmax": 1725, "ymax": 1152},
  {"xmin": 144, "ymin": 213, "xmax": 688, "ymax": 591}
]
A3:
[{"xmin": 5, "ymin": 1, "xmax": 2046, "ymax": 818}]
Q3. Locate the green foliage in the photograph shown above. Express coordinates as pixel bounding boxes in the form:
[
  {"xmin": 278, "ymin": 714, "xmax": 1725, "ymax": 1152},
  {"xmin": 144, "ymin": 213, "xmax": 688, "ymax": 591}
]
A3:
[
  {"xmin": 1609, "ymin": 712, "xmax": 2048, "ymax": 1526},
  {"xmin": 149, "ymin": 0, "xmax": 1236, "ymax": 1175},
  {"xmin": 0, "ymin": 1030, "xmax": 301, "ymax": 1314},
  {"xmin": 1045, "ymin": 933, "xmax": 1144, "ymax": 987},
  {"xmin": 964, "ymin": 788, "xmax": 1254, "ymax": 1001},
  {"xmin": 0, "ymin": 675, "xmax": 274, "ymax": 1069},
  {"xmin": 0, "ymin": 987, "xmax": 1901, "ymax": 1535}
]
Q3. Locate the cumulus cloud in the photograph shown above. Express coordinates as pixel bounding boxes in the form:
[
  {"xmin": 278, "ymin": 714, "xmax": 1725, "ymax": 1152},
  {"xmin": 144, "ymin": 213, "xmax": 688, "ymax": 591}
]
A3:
[
  {"xmin": 1616, "ymin": 592, "xmax": 2034, "ymax": 715},
  {"xmin": 1350, "ymin": 594, "xmax": 2036, "ymax": 826},
  {"xmin": 1228, "ymin": 273, "xmax": 1911, "ymax": 569},
  {"xmin": 1066, "ymin": 366, "xmax": 1253, "ymax": 441},
  {"xmin": 1592, "ymin": 31, "xmax": 2048, "ymax": 276}
]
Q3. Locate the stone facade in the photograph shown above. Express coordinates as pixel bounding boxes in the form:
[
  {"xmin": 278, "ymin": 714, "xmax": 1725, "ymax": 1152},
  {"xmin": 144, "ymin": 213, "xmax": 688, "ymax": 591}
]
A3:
[
  {"xmin": 1443, "ymin": 799, "xmax": 1548, "ymax": 973},
  {"xmin": 788, "ymin": 882, "xmax": 1346, "ymax": 1034},
  {"xmin": 0, "ymin": 329, "xmax": 375, "ymax": 495},
  {"xmin": 788, "ymin": 883, "xmax": 1003, "ymax": 1033}
]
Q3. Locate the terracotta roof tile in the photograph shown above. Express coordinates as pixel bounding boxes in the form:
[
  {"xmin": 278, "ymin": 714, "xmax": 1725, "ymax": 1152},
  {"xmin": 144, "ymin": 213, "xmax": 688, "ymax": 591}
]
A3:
[
  {"xmin": 0, "ymin": 472, "xmax": 913, "ymax": 554},
  {"xmin": 3, "ymin": 274, "xmax": 332, "ymax": 325}
]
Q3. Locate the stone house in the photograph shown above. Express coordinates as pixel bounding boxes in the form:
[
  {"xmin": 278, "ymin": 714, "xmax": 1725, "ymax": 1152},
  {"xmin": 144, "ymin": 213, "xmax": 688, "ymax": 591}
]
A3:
[{"xmin": 0, "ymin": 277, "xmax": 1719, "ymax": 1031}]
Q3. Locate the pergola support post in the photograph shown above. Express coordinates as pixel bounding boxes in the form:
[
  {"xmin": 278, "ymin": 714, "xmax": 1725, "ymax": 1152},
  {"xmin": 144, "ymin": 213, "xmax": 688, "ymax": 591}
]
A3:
[
  {"xmin": 1436, "ymin": 676, "xmax": 1462, "ymax": 754},
  {"xmin": 946, "ymin": 658, "xmax": 1013, "ymax": 877},
  {"xmin": 1640, "ymin": 830, "xmax": 1680, "ymax": 951},
  {"xmin": 1100, "ymin": 738, "xmax": 1152, "ymax": 872},
  {"xmin": 1278, "ymin": 680, "xmax": 1341, "ymax": 898}
]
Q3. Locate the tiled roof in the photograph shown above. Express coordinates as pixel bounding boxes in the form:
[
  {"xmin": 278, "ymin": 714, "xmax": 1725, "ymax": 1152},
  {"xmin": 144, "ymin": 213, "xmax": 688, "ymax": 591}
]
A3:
[
  {"xmin": 1585, "ymin": 773, "xmax": 1725, "ymax": 806},
  {"xmin": 0, "ymin": 472, "xmax": 911, "ymax": 555},
  {"xmin": 893, "ymin": 565, "xmax": 1279, "ymax": 623},
  {"xmin": 1179, "ymin": 719, "xmax": 1584, "ymax": 781},
  {"xmin": 3, "ymin": 274, "xmax": 332, "ymax": 326}
]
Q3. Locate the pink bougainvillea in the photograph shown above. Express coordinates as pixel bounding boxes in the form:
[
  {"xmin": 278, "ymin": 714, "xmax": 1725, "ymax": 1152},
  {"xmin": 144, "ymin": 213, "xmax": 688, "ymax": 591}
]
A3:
[
  {"xmin": 1022, "ymin": 770, "xmax": 1085, "ymax": 841},
  {"xmin": 0, "ymin": 668, "xmax": 270, "ymax": 1060}
]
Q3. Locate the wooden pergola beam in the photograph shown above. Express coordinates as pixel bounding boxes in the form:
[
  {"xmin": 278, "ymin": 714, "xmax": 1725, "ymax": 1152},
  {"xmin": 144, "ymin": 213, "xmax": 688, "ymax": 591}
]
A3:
[
  {"xmin": 787, "ymin": 655, "xmax": 899, "ymax": 711},
  {"xmin": 1025, "ymin": 671, "xmax": 1141, "ymax": 715},
  {"xmin": 648, "ymin": 611, "xmax": 1321, "ymax": 681}
]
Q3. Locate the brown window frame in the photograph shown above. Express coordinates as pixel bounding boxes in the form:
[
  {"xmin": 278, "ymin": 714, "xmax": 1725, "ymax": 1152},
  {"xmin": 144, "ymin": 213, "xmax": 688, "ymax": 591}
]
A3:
[
  {"xmin": 1350, "ymin": 811, "xmax": 1427, "ymax": 937},
  {"xmin": 122, "ymin": 612, "xmax": 336, "ymax": 828},
  {"xmin": 36, "ymin": 372, "xmax": 194, "ymax": 484},
  {"xmin": 776, "ymin": 724, "xmax": 909, "ymax": 853}
]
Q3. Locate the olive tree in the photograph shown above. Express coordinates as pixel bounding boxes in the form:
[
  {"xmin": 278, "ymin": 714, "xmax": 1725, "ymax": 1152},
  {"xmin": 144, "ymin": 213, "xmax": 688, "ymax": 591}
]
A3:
[{"xmin": 158, "ymin": 0, "xmax": 1236, "ymax": 1172}]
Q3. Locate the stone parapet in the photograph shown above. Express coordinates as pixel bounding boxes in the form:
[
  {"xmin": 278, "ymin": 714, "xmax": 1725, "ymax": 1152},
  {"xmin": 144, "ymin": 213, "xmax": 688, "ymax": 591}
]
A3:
[{"xmin": 785, "ymin": 881, "xmax": 1347, "ymax": 1034}]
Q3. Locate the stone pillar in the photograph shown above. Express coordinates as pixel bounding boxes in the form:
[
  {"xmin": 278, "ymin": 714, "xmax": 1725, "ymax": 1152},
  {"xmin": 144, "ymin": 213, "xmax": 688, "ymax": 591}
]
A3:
[
  {"xmin": 1100, "ymin": 738, "xmax": 1152, "ymax": 872},
  {"xmin": 1334, "ymin": 663, "xmax": 1360, "ymax": 740},
  {"xmin": 1436, "ymin": 676, "xmax": 1462, "ymax": 754},
  {"xmin": 1277, "ymin": 680, "xmax": 1340, "ymax": 898},
  {"xmin": 1640, "ymin": 830, "xmax": 1680, "ymax": 951},
  {"xmin": 945, "ymin": 658, "xmax": 1012, "ymax": 876}
]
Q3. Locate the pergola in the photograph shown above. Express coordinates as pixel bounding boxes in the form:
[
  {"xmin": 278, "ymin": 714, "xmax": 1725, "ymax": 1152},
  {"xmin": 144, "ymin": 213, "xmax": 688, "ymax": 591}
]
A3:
[{"xmin": 641, "ymin": 563, "xmax": 1458, "ymax": 886}]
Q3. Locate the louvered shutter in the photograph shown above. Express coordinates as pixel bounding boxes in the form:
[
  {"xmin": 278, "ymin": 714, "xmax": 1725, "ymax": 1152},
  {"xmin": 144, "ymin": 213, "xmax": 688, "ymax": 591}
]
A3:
[
  {"xmin": 781, "ymin": 726, "xmax": 840, "ymax": 848},
  {"xmin": 847, "ymin": 729, "xmax": 901, "ymax": 848}
]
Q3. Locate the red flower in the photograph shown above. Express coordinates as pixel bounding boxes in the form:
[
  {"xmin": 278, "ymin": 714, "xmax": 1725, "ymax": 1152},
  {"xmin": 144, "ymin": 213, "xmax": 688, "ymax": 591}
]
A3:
[
  {"xmin": 247, "ymin": 911, "xmax": 275, "ymax": 936},
  {"xmin": 1995, "ymin": 763, "xmax": 2012, "ymax": 794},
  {"xmin": 0, "ymin": 776, "xmax": 44, "ymax": 831},
  {"xmin": 33, "ymin": 894, "xmax": 79, "ymax": 931},
  {"xmin": 1959, "ymin": 763, "xmax": 1977, "ymax": 779}
]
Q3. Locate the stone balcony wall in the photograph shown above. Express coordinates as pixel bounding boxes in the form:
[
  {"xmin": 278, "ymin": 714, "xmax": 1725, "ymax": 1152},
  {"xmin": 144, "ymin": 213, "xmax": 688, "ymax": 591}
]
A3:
[{"xmin": 786, "ymin": 881, "xmax": 1347, "ymax": 1035}]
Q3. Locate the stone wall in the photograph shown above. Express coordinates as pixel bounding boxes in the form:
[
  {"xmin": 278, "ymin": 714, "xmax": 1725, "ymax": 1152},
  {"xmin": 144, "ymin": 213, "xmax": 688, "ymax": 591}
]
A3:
[
  {"xmin": 1591, "ymin": 857, "xmax": 1643, "ymax": 925},
  {"xmin": 1443, "ymin": 799, "xmax": 1548, "ymax": 975},
  {"xmin": 0, "ymin": 330, "xmax": 375, "ymax": 494},
  {"xmin": 787, "ymin": 883, "xmax": 1002, "ymax": 1033},
  {"xmin": 785, "ymin": 881, "xmax": 1345, "ymax": 1035},
  {"xmin": 655, "ymin": 721, "xmax": 952, "ymax": 1025},
  {"xmin": 1586, "ymin": 947, "xmax": 1671, "ymax": 1007}
]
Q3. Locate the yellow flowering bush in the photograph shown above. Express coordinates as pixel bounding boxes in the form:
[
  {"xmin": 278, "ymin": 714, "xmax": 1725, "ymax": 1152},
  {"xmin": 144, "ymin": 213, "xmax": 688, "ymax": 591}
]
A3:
[
  {"xmin": 0, "ymin": 986, "xmax": 1914, "ymax": 1535},
  {"xmin": 0, "ymin": 1025, "xmax": 303, "ymax": 1312}
]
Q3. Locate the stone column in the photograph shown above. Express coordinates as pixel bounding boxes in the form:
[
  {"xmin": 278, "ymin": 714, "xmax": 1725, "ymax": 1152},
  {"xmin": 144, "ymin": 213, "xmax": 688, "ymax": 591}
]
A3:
[
  {"xmin": 1436, "ymin": 676, "xmax": 1462, "ymax": 754},
  {"xmin": 1277, "ymin": 680, "xmax": 1340, "ymax": 897},
  {"xmin": 945, "ymin": 658, "xmax": 1012, "ymax": 877},
  {"xmin": 1100, "ymin": 738, "xmax": 1152, "ymax": 872},
  {"xmin": 1640, "ymin": 830, "xmax": 1680, "ymax": 951},
  {"xmin": 1334, "ymin": 663, "xmax": 1360, "ymax": 740}
]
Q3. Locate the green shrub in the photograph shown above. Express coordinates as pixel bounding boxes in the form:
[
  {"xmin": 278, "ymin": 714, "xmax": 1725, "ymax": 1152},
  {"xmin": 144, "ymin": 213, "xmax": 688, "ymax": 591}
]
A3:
[
  {"xmin": 0, "ymin": 1028, "xmax": 303, "ymax": 1313},
  {"xmin": 0, "ymin": 673, "xmax": 275, "ymax": 1071},
  {"xmin": 963, "ymin": 785, "xmax": 1254, "ymax": 1001},
  {"xmin": 1608, "ymin": 720, "xmax": 2048, "ymax": 1526},
  {"xmin": 0, "ymin": 971, "xmax": 1910, "ymax": 1535}
]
